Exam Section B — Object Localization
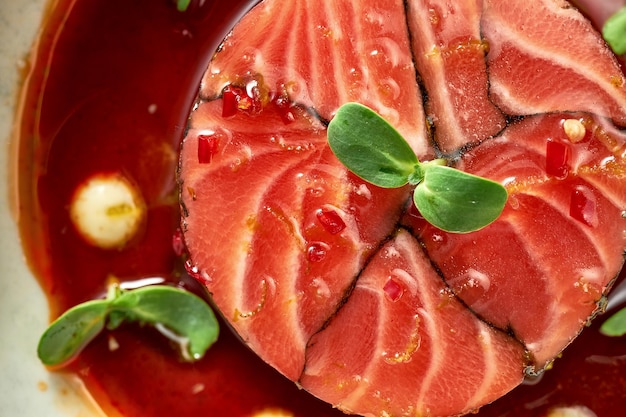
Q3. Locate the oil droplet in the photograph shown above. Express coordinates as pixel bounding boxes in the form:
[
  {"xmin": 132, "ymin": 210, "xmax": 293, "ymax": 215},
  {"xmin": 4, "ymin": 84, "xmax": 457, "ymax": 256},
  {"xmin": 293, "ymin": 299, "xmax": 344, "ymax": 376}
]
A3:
[
  {"xmin": 463, "ymin": 268, "xmax": 491, "ymax": 292},
  {"xmin": 235, "ymin": 278, "xmax": 269, "ymax": 320},
  {"xmin": 383, "ymin": 314, "xmax": 421, "ymax": 364},
  {"xmin": 311, "ymin": 277, "xmax": 331, "ymax": 299},
  {"xmin": 229, "ymin": 144, "xmax": 252, "ymax": 172},
  {"xmin": 428, "ymin": 7, "xmax": 440, "ymax": 25},
  {"xmin": 307, "ymin": 187, "xmax": 325, "ymax": 197},
  {"xmin": 574, "ymin": 278, "xmax": 602, "ymax": 305},
  {"xmin": 507, "ymin": 193, "xmax": 520, "ymax": 210},
  {"xmin": 385, "ymin": 76, "xmax": 402, "ymax": 100},
  {"xmin": 610, "ymin": 75, "xmax": 624, "ymax": 88},
  {"xmin": 246, "ymin": 214, "xmax": 258, "ymax": 231},
  {"xmin": 363, "ymin": 37, "xmax": 404, "ymax": 67},
  {"xmin": 382, "ymin": 246, "xmax": 400, "ymax": 259},
  {"xmin": 354, "ymin": 183, "xmax": 372, "ymax": 200}
]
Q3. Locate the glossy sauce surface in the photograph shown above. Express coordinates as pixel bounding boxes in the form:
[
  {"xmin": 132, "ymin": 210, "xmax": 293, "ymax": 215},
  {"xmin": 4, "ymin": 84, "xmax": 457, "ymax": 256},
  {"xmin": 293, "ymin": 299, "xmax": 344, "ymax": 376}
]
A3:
[{"xmin": 15, "ymin": 1, "xmax": 626, "ymax": 416}]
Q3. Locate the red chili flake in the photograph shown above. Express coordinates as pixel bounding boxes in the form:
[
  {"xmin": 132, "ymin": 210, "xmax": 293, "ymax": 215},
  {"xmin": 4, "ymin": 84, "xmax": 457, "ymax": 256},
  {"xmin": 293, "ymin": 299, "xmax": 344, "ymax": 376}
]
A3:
[
  {"xmin": 197, "ymin": 134, "xmax": 220, "ymax": 164},
  {"xmin": 383, "ymin": 278, "xmax": 404, "ymax": 302},
  {"xmin": 307, "ymin": 242, "xmax": 329, "ymax": 262},
  {"xmin": 237, "ymin": 95, "xmax": 253, "ymax": 111},
  {"xmin": 222, "ymin": 86, "xmax": 242, "ymax": 117},
  {"xmin": 545, "ymin": 139, "xmax": 570, "ymax": 178},
  {"xmin": 172, "ymin": 228, "xmax": 186, "ymax": 257},
  {"xmin": 570, "ymin": 186, "xmax": 598, "ymax": 227},
  {"xmin": 316, "ymin": 209, "xmax": 346, "ymax": 235}
]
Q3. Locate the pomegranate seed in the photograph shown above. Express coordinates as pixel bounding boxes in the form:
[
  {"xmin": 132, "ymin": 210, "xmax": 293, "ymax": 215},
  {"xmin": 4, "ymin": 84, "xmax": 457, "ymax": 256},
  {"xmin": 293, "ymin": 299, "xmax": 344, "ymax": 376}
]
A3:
[
  {"xmin": 545, "ymin": 140, "xmax": 569, "ymax": 178},
  {"xmin": 198, "ymin": 134, "xmax": 220, "ymax": 164},
  {"xmin": 570, "ymin": 186, "xmax": 597, "ymax": 227},
  {"xmin": 316, "ymin": 209, "xmax": 346, "ymax": 235},
  {"xmin": 307, "ymin": 242, "xmax": 329, "ymax": 262},
  {"xmin": 384, "ymin": 278, "xmax": 404, "ymax": 302}
]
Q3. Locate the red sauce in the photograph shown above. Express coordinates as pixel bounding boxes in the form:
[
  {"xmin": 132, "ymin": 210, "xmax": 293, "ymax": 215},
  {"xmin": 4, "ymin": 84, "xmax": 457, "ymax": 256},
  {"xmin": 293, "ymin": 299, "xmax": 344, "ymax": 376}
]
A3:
[{"xmin": 14, "ymin": 1, "xmax": 626, "ymax": 416}]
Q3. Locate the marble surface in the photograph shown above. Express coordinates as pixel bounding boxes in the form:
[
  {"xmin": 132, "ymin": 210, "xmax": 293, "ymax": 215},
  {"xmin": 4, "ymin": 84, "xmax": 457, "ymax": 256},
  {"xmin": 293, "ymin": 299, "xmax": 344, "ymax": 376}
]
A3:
[{"xmin": 0, "ymin": 1, "xmax": 101, "ymax": 416}]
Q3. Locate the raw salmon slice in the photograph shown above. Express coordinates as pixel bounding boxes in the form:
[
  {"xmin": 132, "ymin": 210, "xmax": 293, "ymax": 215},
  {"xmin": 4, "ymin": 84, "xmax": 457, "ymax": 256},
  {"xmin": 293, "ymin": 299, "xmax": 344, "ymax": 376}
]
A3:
[{"xmin": 179, "ymin": 0, "xmax": 626, "ymax": 416}]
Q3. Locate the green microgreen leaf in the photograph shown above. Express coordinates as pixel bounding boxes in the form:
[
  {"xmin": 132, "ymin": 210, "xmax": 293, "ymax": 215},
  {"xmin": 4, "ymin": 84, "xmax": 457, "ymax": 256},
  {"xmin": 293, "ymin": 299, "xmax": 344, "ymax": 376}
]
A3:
[
  {"xmin": 327, "ymin": 102, "xmax": 508, "ymax": 233},
  {"xmin": 37, "ymin": 300, "xmax": 109, "ymax": 366},
  {"xmin": 111, "ymin": 286, "xmax": 219, "ymax": 360},
  {"xmin": 413, "ymin": 164, "xmax": 508, "ymax": 233},
  {"xmin": 37, "ymin": 284, "xmax": 219, "ymax": 367},
  {"xmin": 603, "ymin": 6, "xmax": 626, "ymax": 55},
  {"xmin": 176, "ymin": 0, "xmax": 191, "ymax": 12},
  {"xmin": 600, "ymin": 307, "xmax": 626, "ymax": 337},
  {"xmin": 328, "ymin": 102, "xmax": 419, "ymax": 188}
]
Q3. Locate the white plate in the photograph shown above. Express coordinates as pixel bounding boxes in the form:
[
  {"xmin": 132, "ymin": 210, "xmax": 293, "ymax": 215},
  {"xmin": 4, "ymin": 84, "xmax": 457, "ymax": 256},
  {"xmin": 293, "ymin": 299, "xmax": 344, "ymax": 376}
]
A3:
[{"xmin": 0, "ymin": 1, "xmax": 101, "ymax": 416}]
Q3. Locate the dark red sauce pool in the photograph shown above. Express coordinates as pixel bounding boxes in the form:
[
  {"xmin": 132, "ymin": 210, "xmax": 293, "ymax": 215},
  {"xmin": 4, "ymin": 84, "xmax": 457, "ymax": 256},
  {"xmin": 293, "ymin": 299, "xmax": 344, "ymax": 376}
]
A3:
[{"xmin": 15, "ymin": 1, "xmax": 626, "ymax": 416}]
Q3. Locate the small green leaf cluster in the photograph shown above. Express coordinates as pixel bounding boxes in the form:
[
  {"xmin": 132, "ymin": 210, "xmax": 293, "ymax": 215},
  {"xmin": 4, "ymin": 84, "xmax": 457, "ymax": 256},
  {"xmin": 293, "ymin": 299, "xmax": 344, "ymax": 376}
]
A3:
[
  {"xmin": 176, "ymin": 0, "xmax": 191, "ymax": 12},
  {"xmin": 600, "ymin": 306, "xmax": 626, "ymax": 337},
  {"xmin": 38, "ymin": 284, "xmax": 219, "ymax": 366},
  {"xmin": 327, "ymin": 102, "xmax": 508, "ymax": 233},
  {"xmin": 603, "ymin": 6, "xmax": 626, "ymax": 55}
]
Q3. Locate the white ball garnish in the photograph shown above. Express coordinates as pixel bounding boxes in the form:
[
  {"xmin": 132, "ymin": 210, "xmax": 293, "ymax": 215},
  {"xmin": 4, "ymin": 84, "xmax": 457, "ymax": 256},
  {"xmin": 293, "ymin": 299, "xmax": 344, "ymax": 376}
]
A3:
[
  {"xmin": 70, "ymin": 174, "xmax": 145, "ymax": 249},
  {"xmin": 251, "ymin": 409, "xmax": 294, "ymax": 417},
  {"xmin": 546, "ymin": 405, "xmax": 597, "ymax": 417},
  {"xmin": 563, "ymin": 118, "xmax": 586, "ymax": 143}
]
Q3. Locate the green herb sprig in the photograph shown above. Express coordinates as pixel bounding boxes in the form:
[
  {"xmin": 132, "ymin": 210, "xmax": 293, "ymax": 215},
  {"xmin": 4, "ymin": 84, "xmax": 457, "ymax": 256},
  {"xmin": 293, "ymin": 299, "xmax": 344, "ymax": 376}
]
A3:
[
  {"xmin": 176, "ymin": 0, "xmax": 191, "ymax": 12},
  {"xmin": 603, "ymin": 6, "xmax": 626, "ymax": 56},
  {"xmin": 600, "ymin": 306, "xmax": 626, "ymax": 337},
  {"xmin": 327, "ymin": 102, "xmax": 508, "ymax": 233},
  {"xmin": 38, "ymin": 283, "xmax": 219, "ymax": 366}
]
